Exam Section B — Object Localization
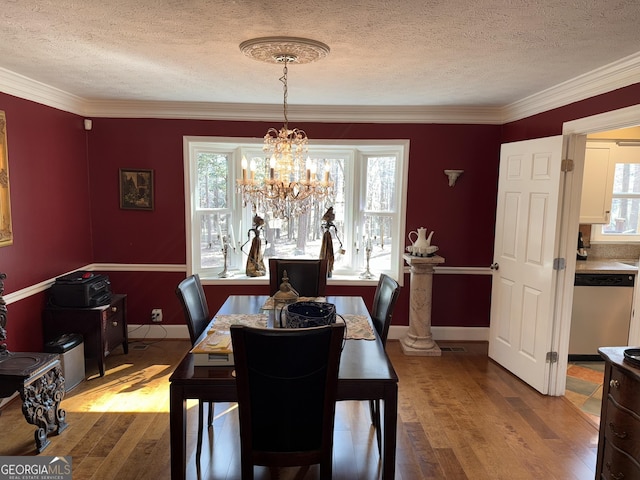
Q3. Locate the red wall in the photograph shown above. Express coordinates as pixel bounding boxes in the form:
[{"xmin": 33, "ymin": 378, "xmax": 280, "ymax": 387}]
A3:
[
  {"xmin": 87, "ymin": 119, "xmax": 501, "ymax": 267},
  {"xmin": 0, "ymin": 93, "xmax": 93, "ymax": 350},
  {"xmin": 2, "ymin": 83, "xmax": 640, "ymax": 351},
  {"xmin": 0, "ymin": 94, "xmax": 92, "ymax": 288},
  {"xmin": 502, "ymin": 83, "xmax": 640, "ymax": 142},
  {"xmin": 87, "ymin": 119, "xmax": 500, "ymax": 332}
]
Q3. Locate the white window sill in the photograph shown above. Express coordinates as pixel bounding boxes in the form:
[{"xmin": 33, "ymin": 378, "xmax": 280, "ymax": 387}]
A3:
[{"xmin": 200, "ymin": 272, "xmax": 380, "ymax": 287}]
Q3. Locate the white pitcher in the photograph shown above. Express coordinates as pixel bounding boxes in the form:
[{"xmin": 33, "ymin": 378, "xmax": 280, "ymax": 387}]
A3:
[{"xmin": 408, "ymin": 227, "xmax": 434, "ymax": 249}]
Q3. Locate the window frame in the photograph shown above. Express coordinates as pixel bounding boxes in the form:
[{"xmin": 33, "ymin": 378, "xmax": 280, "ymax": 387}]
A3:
[{"xmin": 183, "ymin": 136, "xmax": 409, "ymax": 285}]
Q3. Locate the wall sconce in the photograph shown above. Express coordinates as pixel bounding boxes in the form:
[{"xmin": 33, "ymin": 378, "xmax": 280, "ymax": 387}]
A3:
[{"xmin": 444, "ymin": 169, "xmax": 464, "ymax": 187}]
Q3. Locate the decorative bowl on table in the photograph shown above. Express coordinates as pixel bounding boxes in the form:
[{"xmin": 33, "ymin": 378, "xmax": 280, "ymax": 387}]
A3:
[
  {"xmin": 405, "ymin": 245, "xmax": 439, "ymax": 257},
  {"xmin": 282, "ymin": 301, "xmax": 337, "ymax": 328}
]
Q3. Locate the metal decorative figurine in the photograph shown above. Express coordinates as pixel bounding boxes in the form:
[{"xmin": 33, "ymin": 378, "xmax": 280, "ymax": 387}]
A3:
[
  {"xmin": 217, "ymin": 235, "xmax": 234, "ymax": 278},
  {"xmin": 242, "ymin": 214, "xmax": 267, "ymax": 277},
  {"xmin": 319, "ymin": 207, "xmax": 344, "ymax": 277},
  {"xmin": 359, "ymin": 236, "xmax": 375, "ymax": 279}
]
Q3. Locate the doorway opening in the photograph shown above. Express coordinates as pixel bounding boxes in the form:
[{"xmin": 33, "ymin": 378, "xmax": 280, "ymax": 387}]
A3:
[
  {"xmin": 552, "ymin": 109, "xmax": 640, "ymax": 404},
  {"xmin": 566, "ymin": 125, "xmax": 640, "ymax": 408}
]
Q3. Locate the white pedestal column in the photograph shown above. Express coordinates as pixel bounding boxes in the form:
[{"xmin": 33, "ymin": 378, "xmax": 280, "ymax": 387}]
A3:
[{"xmin": 400, "ymin": 254, "xmax": 445, "ymax": 356}]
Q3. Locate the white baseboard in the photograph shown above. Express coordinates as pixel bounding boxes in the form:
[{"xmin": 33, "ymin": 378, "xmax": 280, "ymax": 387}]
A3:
[
  {"xmin": 127, "ymin": 324, "xmax": 489, "ymax": 343},
  {"xmin": 0, "ymin": 392, "xmax": 19, "ymax": 410},
  {"xmin": 128, "ymin": 324, "xmax": 190, "ymax": 340},
  {"xmin": 388, "ymin": 325, "xmax": 489, "ymax": 342}
]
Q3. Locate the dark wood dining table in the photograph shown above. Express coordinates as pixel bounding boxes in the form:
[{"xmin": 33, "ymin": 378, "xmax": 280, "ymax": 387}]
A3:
[{"xmin": 169, "ymin": 295, "xmax": 399, "ymax": 479}]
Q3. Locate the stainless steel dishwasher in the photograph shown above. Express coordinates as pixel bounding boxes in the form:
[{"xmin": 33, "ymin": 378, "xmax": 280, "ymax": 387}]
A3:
[{"xmin": 569, "ymin": 273, "xmax": 635, "ymax": 361}]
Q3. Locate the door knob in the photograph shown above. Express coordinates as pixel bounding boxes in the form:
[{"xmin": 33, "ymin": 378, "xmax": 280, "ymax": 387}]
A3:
[{"xmin": 490, "ymin": 263, "xmax": 499, "ymax": 271}]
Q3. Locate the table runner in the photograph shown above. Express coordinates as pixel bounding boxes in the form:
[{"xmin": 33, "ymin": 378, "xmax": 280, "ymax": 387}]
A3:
[
  {"xmin": 211, "ymin": 314, "xmax": 269, "ymax": 330},
  {"xmin": 210, "ymin": 313, "xmax": 375, "ymax": 340},
  {"xmin": 339, "ymin": 314, "xmax": 375, "ymax": 340}
]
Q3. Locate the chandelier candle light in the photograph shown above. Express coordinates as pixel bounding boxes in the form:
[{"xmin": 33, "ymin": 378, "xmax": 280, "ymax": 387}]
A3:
[{"xmin": 237, "ymin": 37, "xmax": 334, "ymax": 219}]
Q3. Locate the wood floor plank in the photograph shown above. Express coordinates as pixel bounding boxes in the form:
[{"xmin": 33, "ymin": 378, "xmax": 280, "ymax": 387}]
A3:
[
  {"xmin": 433, "ymin": 448, "xmax": 467, "ymax": 480},
  {"xmin": 102, "ymin": 413, "xmax": 159, "ymax": 479},
  {"xmin": 403, "ymin": 421, "xmax": 445, "ymax": 479},
  {"xmin": 333, "ymin": 428, "xmax": 363, "ymax": 480},
  {"xmin": 69, "ymin": 412, "xmax": 119, "ymax": 459},
  {"xmin": 71, "ymin": 455, "xmax": 106, "ymax": 480},
  {"xmin": 138, "ymin": 427, "xmax": 172, "ymax": 480}
]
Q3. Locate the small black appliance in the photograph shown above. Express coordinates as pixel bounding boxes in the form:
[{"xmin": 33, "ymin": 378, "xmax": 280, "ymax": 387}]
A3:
[{"xmin": 577, "ymin": 231, "xmax": 588, "ymax": 261}]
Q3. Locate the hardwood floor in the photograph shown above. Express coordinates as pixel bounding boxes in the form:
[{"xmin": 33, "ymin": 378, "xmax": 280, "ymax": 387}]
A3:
[{"xmin": 0, "ymin": 340, "xmax": 599, "ymax": 479}]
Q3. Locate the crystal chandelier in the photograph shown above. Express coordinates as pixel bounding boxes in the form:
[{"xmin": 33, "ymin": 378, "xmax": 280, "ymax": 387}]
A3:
[{"xmin": 237, "ymin": 37, "xmax": 333, "ymax": 219}]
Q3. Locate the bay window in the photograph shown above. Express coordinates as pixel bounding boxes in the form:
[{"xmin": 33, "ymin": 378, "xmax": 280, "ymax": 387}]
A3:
[{"xmin": 183, "ymin": 137, "xmax": 409, "ymax": 283}]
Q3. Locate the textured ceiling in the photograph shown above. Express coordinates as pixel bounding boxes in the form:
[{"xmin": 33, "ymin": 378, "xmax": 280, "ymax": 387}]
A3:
[{"xmin": 1, "ymin": 0, "xmax": 640, "ymax": 109}]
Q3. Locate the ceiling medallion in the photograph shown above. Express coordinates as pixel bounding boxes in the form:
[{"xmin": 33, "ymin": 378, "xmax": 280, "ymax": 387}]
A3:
[{"xmin": 239, "ymin": 37, "xmax": 330, "ymax": 64}]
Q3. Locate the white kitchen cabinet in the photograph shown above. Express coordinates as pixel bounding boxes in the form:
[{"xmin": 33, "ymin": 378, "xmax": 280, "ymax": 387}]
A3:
[{"xmin": 580, "ymin": 143, "xmax": 615, "ymax": 224}]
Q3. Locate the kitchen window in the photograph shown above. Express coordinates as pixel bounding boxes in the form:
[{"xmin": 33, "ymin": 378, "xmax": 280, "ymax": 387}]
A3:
[
  {"xmin": 183, "ymin": 137, "xmax": 409, "ymax": 282},
  {"xmin": 592, "ymin": 144, "xmax": 640, "ymax": 243}
]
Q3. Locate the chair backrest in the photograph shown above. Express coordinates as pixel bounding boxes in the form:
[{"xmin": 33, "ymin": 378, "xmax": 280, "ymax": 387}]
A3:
[
  {"xmin": 175, "ymin": 274, "xmax": 210, "ymax": 344},
  {"xmin": 230, "ymin": 323, "xmax": 345, "ymax": 474},
  {"xmin": 371, "ymin": 273, "xmax": 401, "ymax": 346},
  {"xmin": 268, "ymin": 258, "xmax": 328, "ymax": 297}
]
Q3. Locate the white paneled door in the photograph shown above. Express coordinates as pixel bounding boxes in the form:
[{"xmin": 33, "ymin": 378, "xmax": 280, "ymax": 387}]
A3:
[{"xmin": 489, "ymin": 136, "xmax": 564, "ymax": 394}]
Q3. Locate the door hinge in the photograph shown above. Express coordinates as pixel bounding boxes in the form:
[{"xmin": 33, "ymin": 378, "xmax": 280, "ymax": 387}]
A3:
[
  {"xmin": 546, "ymin": 351, "xmax": 559, "ymax": 363},
  {"xmin": 561, "ymin": 158, "xmax": 574, "ymax": 172},
  {"xmin": 553, "ymin": 258, "xmax": 566, "ymax": 270}
]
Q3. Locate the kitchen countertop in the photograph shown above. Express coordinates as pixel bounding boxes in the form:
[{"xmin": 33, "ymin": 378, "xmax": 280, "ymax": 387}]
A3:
[{"xmin": 575, "ymin": 258, "xmax": 639, "ymax": 274}]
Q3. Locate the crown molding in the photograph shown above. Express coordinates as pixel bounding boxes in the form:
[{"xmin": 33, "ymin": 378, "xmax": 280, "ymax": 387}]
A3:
[
  {"xmin": 1, "ymin": 52, "xmax": 639, "ymax": 125},
  {"xmin": 82, "ymin": 100, "xmax": 504, "ymax": 124},
  {"xmin": 563, "ymin": 104, "xmax": 640, "ymax": 135},
  {"xmin": 501, "ymin": 52, "xmax": 640, "ymax": 124},
  {"xmin": 0, "ymin": 67, "xmax": 86, "ymax": 115}
]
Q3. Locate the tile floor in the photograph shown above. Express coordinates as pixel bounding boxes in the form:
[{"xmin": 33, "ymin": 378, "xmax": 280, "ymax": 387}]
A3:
[{"xmin": 565, "ymin": 361, "xmax": 604, "ymax": 426}]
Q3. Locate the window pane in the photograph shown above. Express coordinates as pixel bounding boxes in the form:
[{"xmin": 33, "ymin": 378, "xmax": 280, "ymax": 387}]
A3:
[
  {"xmin": 366, "ymin": 156, "xmax": 397, "ymax": 211},
  {"xmin": 252, "ymin": 156, "xmax": 346, "ymax": 269},
  {"xmin": 360, "ymin": 156, "xmax": 397, "ymax": 273},
  {"xmin": 601, "ymin": 163, "xmax": 640, "ymax": 236},
  {"xmin": 602, "ymin": 197, "xmax": 640, "ymax": 235},
  {"xmin": 361, "ymin": 214, "xmax": 393, "ymax": 272},
  {"xmin": 247, "ymin": 155, "xmax": 268, "ymax": 183},
  {"xmin": 197, "ymin": 153, "xmax": 228, "ymax": 209},
  {"xmin": 257, "ymin": 211, "xmax": 323, "ymax": 259},
  {"xmin": 613, "ymin": 163, "xmax": 640, "ymax": 194},
  {"xmin": 199, "ymin": 212, "xmax": 234, "ymax": 269}
]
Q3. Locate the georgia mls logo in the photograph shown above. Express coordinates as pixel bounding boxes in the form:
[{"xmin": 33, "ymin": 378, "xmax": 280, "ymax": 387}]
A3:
[
  {"xmin": 0, "ymin": 456, "xmax": 72, "ymax": 480},
  {"xmin": 48, "ymin": 457, "xmax": 71, "ymax": 474}
]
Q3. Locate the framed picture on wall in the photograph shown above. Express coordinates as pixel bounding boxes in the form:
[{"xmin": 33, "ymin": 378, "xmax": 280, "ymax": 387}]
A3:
[
  {"xmin": 0, "ymin": 111, "xmax": 13, "ymax": 247},
  {"xmin": 119, "ymin": 168, "xmax": 154, "ymax": 210}
]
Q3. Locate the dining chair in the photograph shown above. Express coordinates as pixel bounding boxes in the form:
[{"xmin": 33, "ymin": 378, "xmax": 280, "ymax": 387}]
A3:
[
  {"xmin": 230, "ymin": 323, "xmax": 345, "ymax": 480},
  {"xmin": 268, "ymin": 258, "xmax": 328, "ymax": 297},
  {"xmin": 175, "ymin": 274, "xmax": 214, "ymax": 458},
  {"xmin": 369, "ymin": 273, "xmax": 401, "ymax": 455}
]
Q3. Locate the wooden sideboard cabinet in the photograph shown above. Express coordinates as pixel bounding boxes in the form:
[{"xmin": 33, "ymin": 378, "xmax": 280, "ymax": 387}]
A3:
[
  {"xmin": 597, "ymin": 346, "xmax": 640, "ymax": 479},
  {"xmin": 43, "ymin": 294, "xmax": 129, "ymax": 377}
]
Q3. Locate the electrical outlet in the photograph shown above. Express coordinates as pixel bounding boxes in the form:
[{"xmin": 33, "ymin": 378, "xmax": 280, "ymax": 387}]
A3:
[{"xmin": 151, "ymin": 308, "xmax": 163, "ymax": 323}]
